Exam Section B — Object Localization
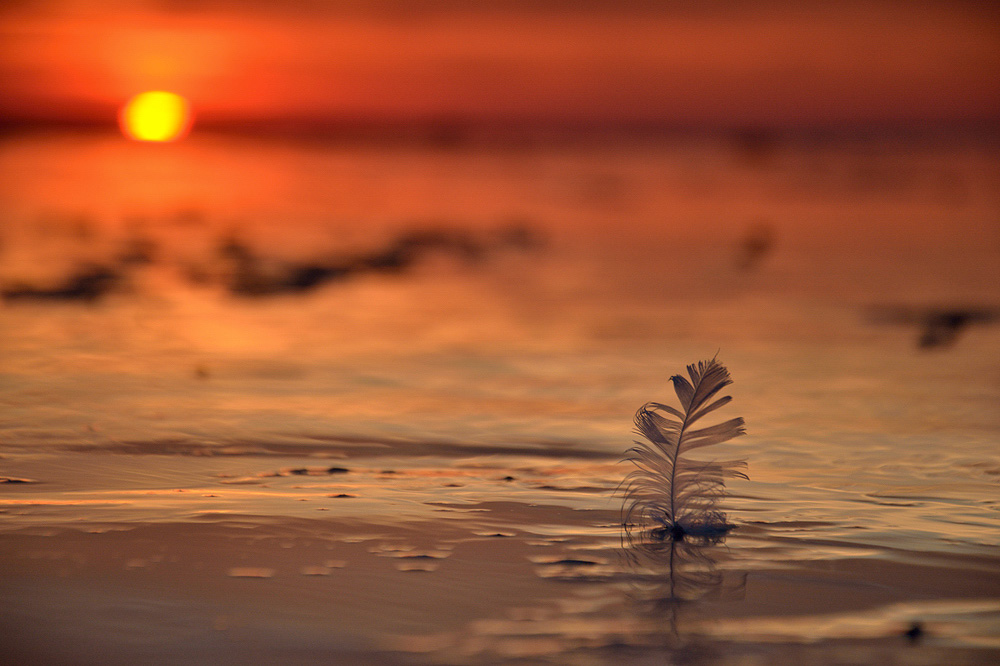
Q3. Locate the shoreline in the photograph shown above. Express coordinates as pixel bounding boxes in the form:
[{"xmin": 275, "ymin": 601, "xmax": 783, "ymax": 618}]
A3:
[{"xmin": 2, "ymin": 501, "xmax": 998, "ymax": 665}]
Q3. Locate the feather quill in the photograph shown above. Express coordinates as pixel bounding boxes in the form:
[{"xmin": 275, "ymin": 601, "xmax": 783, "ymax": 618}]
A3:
[{"xmin": 623, "ymin": 358, "xmax": 747, "ymax": 539}]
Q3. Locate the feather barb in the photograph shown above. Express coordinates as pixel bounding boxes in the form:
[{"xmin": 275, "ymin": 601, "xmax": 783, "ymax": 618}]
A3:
[{"xmin": 622, "ymin": 358, "xmax": 746, "ymax": 537}]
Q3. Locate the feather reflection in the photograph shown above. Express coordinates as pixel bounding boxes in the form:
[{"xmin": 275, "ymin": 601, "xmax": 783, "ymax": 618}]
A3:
[{"xmin": 622, "ymin": 527, "xmax": 745, "ymax": 639}]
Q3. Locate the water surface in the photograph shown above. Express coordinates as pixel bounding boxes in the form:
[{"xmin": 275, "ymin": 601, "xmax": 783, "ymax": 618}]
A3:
[{"xmin": 1, "ymin": 129, "xmax": 998, "ymax": 664}]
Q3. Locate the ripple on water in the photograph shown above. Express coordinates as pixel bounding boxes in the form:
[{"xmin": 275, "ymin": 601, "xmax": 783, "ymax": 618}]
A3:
[
  {"xmin": 394, "ymin": 560, "xmax": 440, "ymax": 572},
  {"xmin": 226, "ymin": 567, "xmax": 276, "ymax": 578}
]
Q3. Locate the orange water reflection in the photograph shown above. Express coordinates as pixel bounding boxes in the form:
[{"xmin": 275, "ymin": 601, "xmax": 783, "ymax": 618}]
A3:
[{"xmin": 2, "ymin": 129, "xmax": 997, "ymax": 310}]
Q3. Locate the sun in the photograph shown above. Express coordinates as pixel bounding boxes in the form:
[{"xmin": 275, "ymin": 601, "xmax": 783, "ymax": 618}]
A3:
[{"xmin": 119, "ymin": 91, "xmax": 192, "ymax": 142}]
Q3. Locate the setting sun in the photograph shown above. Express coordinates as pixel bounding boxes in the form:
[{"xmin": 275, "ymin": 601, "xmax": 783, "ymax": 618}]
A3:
[{"xmin": 119, "ymin": 91, "xmax": 192, "ymax": 142}]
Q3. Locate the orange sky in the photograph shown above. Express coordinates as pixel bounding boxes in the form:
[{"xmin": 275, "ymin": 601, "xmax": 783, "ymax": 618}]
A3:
[{"xmin": 1, "ymin": 0, "xmax": 998, "ymax": 128}]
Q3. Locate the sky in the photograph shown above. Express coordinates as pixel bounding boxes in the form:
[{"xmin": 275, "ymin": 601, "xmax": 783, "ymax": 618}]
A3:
[{"xmin": 1, "ymin": 0, "xmax": 998, "ymax": 129}]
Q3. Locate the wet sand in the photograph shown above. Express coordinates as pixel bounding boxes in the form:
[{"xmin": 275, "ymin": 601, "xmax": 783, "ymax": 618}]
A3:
[{"xmin": 2, "ymin": 450, "xmax": 998, "ymax": 665}]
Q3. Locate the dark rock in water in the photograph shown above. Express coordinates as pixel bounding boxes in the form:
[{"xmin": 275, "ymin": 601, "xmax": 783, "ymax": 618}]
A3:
[
  {"xmin": 917, "ymin": 310, "xmax": 997, "ymax": 349},
  {"xmin": 328, "ymin": 493, "xmax": 355, "ymax": 498},
  {"xmin": 735, "ymin": 221, "xmax": 775, "ymax": 271},
  {"xmin": 904, "ymin": 621, "xmax": 924, "ymax": 643},
  {"xmin": 0, "ymin": 477, "xmax": 35, "ymax": 484},
  {"xmin": 868, "ymin": 305, "xmax": 999, "ymax": 349},
  {"xmin": 502, "ymin": 476, "xmax": 516, "ymax": 482},
  {"xmin": 288, "ymin": 468, "xmax": 309, "ymax": 476},
  {"xmin": 220, "ymin": 237, "xmax": 351, "ymax": 297},
  {"xmin": 326, "ymin": 467, "xmax": 350, "ymax": 474},
  {"xmin": 2, "ymin": 265, "xmax": 120, "ymax": 302},
  {"xmin": 285, "ymin": 265, "xmax": 351, "ymax": 291},
  {"xmin": 220, "ymin": 225, "xmax": 543, "ymax": 297}
]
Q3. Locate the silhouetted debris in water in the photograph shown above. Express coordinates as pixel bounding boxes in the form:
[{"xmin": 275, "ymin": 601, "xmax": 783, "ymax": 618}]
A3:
[
  {"xmin": 326, "ymin": 467, "xmax": 350, "ymax": 474},
  {"xmin": 1, "ymin": 265, "xmax": 121, "ymax": 302},
  {"xmin": 0, "ymin": 222, "xmax": 545, "ymax": 301},
  {"xmin": 219, "ymin": 237, "xmax": 284, "ymax": 296},
  {"xmin": 219, "ymin": 226, "xmax": 543, "ymax": 297},
  {"xmin": 117, "ymin": 235, "xmax": 157, "ymax": 265},
  {"xmin": 285, "ymin": 264, "xmax": 351, "ymax": 290},
  {"xmin": 917, "ymin": 310, "xmax": 996, "ymax": 348},
  {"xmin": 904, "ymin": 621, "xmax": 925, "ymax": 644},
  {"xmin": 365, "ymin": 229, "xmax": 487, "ymax": 270},
  {"xmin": 735, "ymin": 221, "xmax": 775, "ymax": 270},
  {"xmin": 868, "ymin": 305, "xmax": 998, "ymax": 349},
  {"xmin": 218, "ymin": 236, "xmax": 351, "ymax": 296}
]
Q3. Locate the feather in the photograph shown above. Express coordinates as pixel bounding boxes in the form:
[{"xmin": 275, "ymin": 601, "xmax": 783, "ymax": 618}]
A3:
[{"xmin": 622, "ymin": 358, "xmax": 747, "ymax": 538}]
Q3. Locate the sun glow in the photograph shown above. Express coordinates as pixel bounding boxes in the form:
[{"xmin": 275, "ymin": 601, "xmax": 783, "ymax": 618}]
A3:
[{"xmin": 119, "ymin": 91, "xmax": 192, "ymax": 142}]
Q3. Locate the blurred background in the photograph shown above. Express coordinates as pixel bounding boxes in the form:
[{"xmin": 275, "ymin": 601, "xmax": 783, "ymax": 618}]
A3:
[
  {"xmin": 3, "ymin": 1, "xmax": 999, "ymax": 129},
  {"xmin": 1, "ymin": 0, "xmax": 997, "ymax": 292},
  {"xmin": 0, "ymin": 0, "xmax": 997, "ymax": 447}
]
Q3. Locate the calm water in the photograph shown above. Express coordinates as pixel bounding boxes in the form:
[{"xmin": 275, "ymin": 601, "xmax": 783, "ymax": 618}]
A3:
[{"xmin": 1, "ymin": 129, "xmax": 998, "ymax": 663}]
